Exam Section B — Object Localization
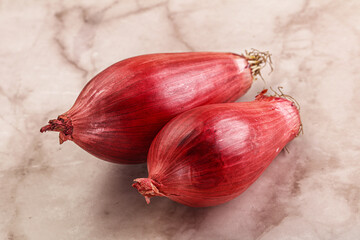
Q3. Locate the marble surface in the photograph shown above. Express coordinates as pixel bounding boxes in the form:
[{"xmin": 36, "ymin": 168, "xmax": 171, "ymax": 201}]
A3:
[{"xmin": 1, "ymin": 0, "xmax": 359, "ymax": 239}]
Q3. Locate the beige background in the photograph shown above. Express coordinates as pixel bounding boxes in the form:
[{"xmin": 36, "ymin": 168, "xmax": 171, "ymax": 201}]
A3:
[{"xmin": 1, "ymin": 0, "xmax": 359, "ymax": 239}]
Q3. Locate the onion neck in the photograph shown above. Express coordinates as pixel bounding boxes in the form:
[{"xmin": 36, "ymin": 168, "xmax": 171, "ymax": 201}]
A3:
[
  {"xmin": 40, "ymin": 115, "xmax": 73, "ymax": 144},
  {"xmin": 132, "ymin": 178, "xmax": 164, "ymax": 204}
]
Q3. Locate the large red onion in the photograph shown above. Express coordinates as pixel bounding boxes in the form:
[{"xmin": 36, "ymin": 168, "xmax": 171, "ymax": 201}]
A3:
[
  {"xmin": 40, "ymin": 51, "xmax": 270, "ymax": 164},
  {"xmin": 133, "ymin": 90, "xmax": 301, "ymax": 207}
]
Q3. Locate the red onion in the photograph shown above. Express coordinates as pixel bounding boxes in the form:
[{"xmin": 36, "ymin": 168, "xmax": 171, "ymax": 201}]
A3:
[
  {"xmin": 133, "ymin": 90, "xmax": 302, "ymax": 207},
  {"xmin": 40, "ymin": 51, "xmax": 270, "ymax": 164}
]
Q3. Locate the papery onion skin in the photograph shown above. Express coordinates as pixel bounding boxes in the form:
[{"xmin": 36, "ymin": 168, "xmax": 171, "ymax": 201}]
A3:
[
  {"xmin": 40, "ymin": 52, "xmax": 263, "ymax": 164},
  {"xmin": 133, "ymin": 91, "xmax": 301, "ymax": 207}
]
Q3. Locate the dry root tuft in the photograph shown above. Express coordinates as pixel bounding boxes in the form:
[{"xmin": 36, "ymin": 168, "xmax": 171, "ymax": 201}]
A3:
[
  {"xmin": 270, "ymin": 86, "xmax": 303, "ymax": 137},
  {"xmin": 243, "ymin": 49, "xmax": 273, "ymax": 82}
]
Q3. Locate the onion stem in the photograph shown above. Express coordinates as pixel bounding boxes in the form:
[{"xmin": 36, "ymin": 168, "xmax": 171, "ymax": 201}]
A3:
[{"xmin": 40, "ymin": 115, "xmax": 73, "ymax": 143}]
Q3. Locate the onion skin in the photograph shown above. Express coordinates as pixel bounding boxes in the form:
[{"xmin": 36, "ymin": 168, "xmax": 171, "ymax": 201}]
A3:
[
  {"xmin": 133, "ymin": 91, "xmax": 301, "ymax": 207},
  {"xmin": 40, "ymin": 52, "xmax": 260, "ymax": 164}
]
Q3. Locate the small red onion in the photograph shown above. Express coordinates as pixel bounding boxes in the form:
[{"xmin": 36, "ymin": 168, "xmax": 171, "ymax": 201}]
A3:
[
  {"xmin": 133, "ymin": 90, "xmax": 301, "ymax": 207},
  {"xmin": 40, "ymin": 51, "xmax": 270, "ymax": 164}
]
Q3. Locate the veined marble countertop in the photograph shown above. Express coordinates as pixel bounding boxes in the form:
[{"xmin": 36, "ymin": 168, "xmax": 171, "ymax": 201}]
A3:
[{"xmin": 1, "ymin": 0, "xmax": 359, "ymax": 239}]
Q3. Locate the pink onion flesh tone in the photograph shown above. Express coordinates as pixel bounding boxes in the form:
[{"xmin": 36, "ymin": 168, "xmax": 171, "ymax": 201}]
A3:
[
  {"xmin": 133, "ymin": 90, "xmax": 302, "ymax": 207},
  {"xmin": 40, "ymin": 50, "xmax": 270, "ymax": 164}
]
